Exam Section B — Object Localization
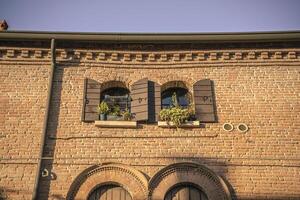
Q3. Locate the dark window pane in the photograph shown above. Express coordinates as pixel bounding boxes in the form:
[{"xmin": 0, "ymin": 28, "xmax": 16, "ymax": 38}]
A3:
[
  {"xmin": 101, "ymin": 87, "xmax": 130, "ymax": 99},
  {"xmin": 101, "ymin": 87, "xmax": 131, "ymax": 112},
  {"xmin": 161, "ymin": 87, "xmax": 189, "ymax": 108}
]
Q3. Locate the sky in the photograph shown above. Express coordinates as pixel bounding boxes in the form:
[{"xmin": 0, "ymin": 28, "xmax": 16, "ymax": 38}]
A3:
[{"xmin": 1, "ymin": 0, "xmax": 300, "ymax": 33}]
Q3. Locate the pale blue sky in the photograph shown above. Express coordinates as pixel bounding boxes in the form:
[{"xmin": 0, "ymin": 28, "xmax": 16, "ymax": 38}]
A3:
[{"xmin": 1, "ymin": 0, "xmax": 300, "ymax": 32}]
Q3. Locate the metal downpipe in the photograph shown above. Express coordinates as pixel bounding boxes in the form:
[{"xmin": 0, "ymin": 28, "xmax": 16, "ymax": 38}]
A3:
[{"xmin": 32, "ymin": 38, "xmax": 55, "ymax": 200}]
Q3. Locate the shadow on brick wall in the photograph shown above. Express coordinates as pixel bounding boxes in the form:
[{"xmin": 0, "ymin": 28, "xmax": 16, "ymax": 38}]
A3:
[{"xmin": 0, "ymin": 187, "xmax": 6, "ymax": 200}]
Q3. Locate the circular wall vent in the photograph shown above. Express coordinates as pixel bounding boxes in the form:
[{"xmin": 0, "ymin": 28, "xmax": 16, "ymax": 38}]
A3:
[
  {"xmin": 222, "ymin": 123, "xmax": 234, "ymax": 132},
  {"xmin": 237, "ymin": 123, "xmax": 249, "ymax": 133}
]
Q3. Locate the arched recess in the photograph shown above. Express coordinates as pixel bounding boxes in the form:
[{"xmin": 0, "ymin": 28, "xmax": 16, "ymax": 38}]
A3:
[
  {"xmin": 81, "ymin": 79, "xmax": 131, "ymax": 122},
  {"xmin": 101, "ymin": 80, "xmax": 129, "ymax": 92},
  {"xmin": 66, "ymin": 163, "xmax": 148, "ymax": 200},
  {"xmin": 160, "ymin": 80, "xmax": 192, "ymax": 109},
  {"xmin": 149, "ymin": 162, "xmax": 232, "ymax": 200}
]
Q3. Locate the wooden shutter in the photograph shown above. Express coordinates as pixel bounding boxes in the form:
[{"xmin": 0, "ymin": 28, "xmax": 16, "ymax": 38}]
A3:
[
  {"xmin": 193, "ymin": 79, "xmax": 216, "ymax": 122},
  {"xmin": 165, "ymin": 186, "xmax": 208, "ymax": 200},
  {"xmin": 81, "ymin": 78, "xmax": 101, "ymax": 122},
  {"xmin": 131, "ymin": 78, "xmax": 148, "ymax": 121},
  {"xmin": 88, "ymin": 185, "xmax": 132, "ymax": 200},
  {"xmin": 148, "ymin": 81, "xmax": 161, "ymax": 122}
]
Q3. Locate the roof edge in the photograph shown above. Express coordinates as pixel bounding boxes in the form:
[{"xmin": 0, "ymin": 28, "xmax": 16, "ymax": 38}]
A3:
[{"xmin": 1, "ymin": 30, "xmax": 300, "ymax": 43}]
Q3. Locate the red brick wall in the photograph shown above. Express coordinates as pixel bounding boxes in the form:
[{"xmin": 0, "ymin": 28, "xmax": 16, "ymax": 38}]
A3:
[
  {"xmin": 0, "ymin": 59, "xmax": 50, "ymax": 199},
  {"xmin": 0, "ymin": 45, "xmax": 299, "ymax": 200}
]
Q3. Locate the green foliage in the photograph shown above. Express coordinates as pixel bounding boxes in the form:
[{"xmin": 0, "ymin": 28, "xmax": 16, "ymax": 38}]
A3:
[
  {"xmin": 110, "ymin": 105, "xmax": 121, "ymax": 116},
  {"xmin": 170, "ymin": 107, "xmax": 190, "ymax": 126},
  {"xmin": 122, "ymin": 108, "xmax": 133, "ymax": 121},
  {"xmin": 98, "ymin": 101, "xmax": 110, "ymax": 114},
  {"xmin": 159, "ymin": 92, "xmax": 194, "ymax": 127},
  {"xmin": 159, "ymin": 108, "xmax": 171, "ymax": 121}
]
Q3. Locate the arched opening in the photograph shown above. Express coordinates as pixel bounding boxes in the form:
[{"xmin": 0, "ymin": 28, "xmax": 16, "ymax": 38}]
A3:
[
  {"xmin": 66, "ymin": 163, "xmax": 148, "ymax": 200},
  {"xmin": 164, "ymin": 183, "xmax": 208, "ymax": 200},
  {"xmin": 100, "ymin": 81, "xmax": 131, "ymax": 120},
  {"xmin": 149, "ymin": 162, "xmax": 232, "ymax": 200},
  {"xmin": 161, "ymin": 81, "xmax": 191, "ymax": 109},
  {"xmin": 88, "ymin": 184, "xmax": 132, "ymax": 200}
]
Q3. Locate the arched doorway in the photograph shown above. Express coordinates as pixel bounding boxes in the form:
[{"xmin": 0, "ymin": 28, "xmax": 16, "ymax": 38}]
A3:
[
  {"xmin": 66, "ymin": 163, "xmax": 148, "ymax": 200},
  {"xmin": 165, "ymin": 184, "xmax": 208, "ymax": 200},
  {"xmin": 88, "ymin": 184, "xmax": 132, "ymax": 200},
  {"xmin": 149, "ymin": 162, "xmax": 232, "ymax": 200}
]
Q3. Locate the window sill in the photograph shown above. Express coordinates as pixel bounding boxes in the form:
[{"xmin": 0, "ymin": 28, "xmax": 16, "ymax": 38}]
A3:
[
  {"xmin": 158, "ymin": 121, "xmax": 200, "ymax": 128},
  {"xmin": 95, "ymin": 120, "xmax": 137, "ymax": 128}
]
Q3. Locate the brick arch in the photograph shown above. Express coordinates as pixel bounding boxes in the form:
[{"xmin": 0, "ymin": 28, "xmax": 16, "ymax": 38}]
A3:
[
  {"xmin": 161, "ymin": 80, "xmax": 189, "ymax": 92},
  {"xmin": 149, "ymin": 162, "xmax": 232, "ymax": 200},
  {"xmin": 160, "ymin": 80, "xmax": 193, "ymax": 91},
  {"xmin": 66, "ymin": 163, "xmax": 148, "ymax": 200},
  {"xmin": 101, "ymin": 80, "xmax": 129, "ymax": 91}
]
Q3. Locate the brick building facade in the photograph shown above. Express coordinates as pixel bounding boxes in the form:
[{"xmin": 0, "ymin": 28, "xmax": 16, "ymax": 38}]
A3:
[{"xmin": 0, "ymin": 32, "xmax": 299, "ymax": 200}]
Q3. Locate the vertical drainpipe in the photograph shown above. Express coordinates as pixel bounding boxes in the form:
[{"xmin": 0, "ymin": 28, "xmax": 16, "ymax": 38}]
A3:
[{"xmin": 32, "ymin": 39, "xmax": 56, "ymax": 200}]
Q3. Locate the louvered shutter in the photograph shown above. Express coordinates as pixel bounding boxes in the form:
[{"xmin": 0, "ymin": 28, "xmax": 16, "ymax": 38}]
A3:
[
  {"xmin": 81, "ymin": 78, "xmax": 101, "ymax": 122},
  {"xmin": 148, "ymin": 81, "xmax": 161, "ymax": 122},
  {"xmin": 131, "ymin": 78, "xmax": 149, "ymax": 121},
  {"xmin": 193, "ymin": 79, "xmax": 216, "ymax": 122}
]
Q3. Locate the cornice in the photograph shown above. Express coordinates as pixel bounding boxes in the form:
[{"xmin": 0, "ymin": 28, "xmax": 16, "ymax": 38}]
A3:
[{"xmin": 0, "ymin": 47, "xmax": 299, "ymax": 64}]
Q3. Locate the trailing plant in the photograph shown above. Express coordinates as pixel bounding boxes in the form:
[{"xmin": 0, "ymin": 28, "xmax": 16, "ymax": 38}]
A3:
[
  {"xmin": 169, "ymin": 107, "xmax": 190, "ymax": 126},
  {"xmin": 159, "ymin": 92, "xmax": 194, "ymax": 127},
  {"xmin": 159, "ymin": 108, "xmax": 171, "ymax": 121},
  {"xmin": 98, "ymin": 101, "xmax": 110, "ymax": 114}
]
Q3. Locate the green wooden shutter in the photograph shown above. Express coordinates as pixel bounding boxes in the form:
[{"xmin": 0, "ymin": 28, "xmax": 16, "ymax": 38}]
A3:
[
  {"xmin": 193, "ymin": 79, "xmax": 216, "ymax": 122},
  {"xmin": 131, "ymin": 78, "xmax": 149, "ymax": 121},
  {"xmin": 81, "ymin": 78, "xmax": 101, "ymax": 122}
]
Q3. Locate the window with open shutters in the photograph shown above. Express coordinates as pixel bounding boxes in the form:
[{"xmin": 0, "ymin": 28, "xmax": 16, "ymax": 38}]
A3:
[
  {"xmin": 82, "ymin": 78, "xmax": 161, "ymax": 123},
  {"xmin": 81, "ymin": 79, "xmax": 131, "ymax": 122},
  {"xmin": 81, "ymin": 78, "xmax": 216, "ymax": 124}
]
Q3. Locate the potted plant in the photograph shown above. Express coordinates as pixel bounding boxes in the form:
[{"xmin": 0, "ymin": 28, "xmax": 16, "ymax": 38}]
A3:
[
  {"xmin": 108, "ymin": 105, "xmax": 122, "ymax": 121},
  {"xmin": 98, "ymin": 101, "xmax": 110, "ymax": 120},
  {"xmin": 159, "ymin": 107, "xmax": 190, "ymax": 127},
  {"xmin": 159, "ymin": 93, "xmax": 198, "ymax": 127},
  {"xmin": 122, "ymin": 108, "xmax": 133, "ymax": 121}
]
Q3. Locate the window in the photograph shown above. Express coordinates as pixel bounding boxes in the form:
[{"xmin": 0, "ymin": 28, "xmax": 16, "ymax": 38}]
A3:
[
  {"xmin": 82, "ymin": 78, "xmax": 217, "ymax": 123},
  {"xmin": 101, "ymin": 87, "xmax": 131, "ymax": 112},
  {"xmin": 161, "ymin": 87, "xmax": 190, "ymax": 108},
  {"xmin": 161, "ymin": 81, "xmax": 191, "ymax": 109}
]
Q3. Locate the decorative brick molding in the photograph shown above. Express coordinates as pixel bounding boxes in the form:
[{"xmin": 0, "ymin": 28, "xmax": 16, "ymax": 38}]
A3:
[
  {"xmin": 66, "ymin": 163, "xmax": 148, "ymax": 200},
  {"xmin": 0, "ymin": 47, "xmax": 299, "ymax": 65},
  {"xmin": 149, "ymin": 162, "xmax": 232, "ymax": 200}
]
